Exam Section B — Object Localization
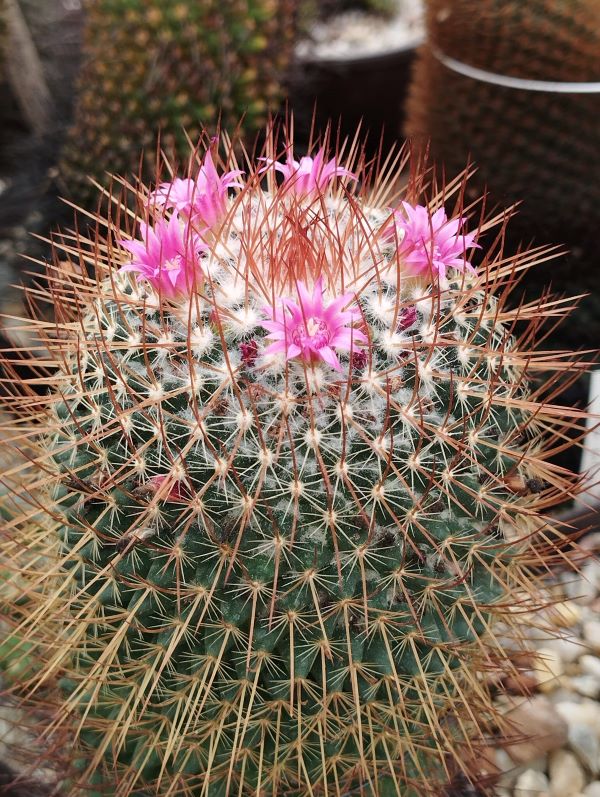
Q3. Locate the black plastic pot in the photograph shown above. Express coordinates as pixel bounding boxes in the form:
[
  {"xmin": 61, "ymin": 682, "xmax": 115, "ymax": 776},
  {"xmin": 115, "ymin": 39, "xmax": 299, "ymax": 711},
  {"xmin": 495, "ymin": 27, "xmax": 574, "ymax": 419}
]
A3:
[{"xmin": 289, "ymin": 41, "xmax": 421, "ymax": 155}]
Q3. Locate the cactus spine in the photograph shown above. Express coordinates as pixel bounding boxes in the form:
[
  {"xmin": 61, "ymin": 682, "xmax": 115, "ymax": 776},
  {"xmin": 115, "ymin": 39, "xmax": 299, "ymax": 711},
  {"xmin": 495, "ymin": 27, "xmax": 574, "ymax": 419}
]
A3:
[{"xmin": 0, "ymin": 128, "xmax": 586, "ymax": 796}]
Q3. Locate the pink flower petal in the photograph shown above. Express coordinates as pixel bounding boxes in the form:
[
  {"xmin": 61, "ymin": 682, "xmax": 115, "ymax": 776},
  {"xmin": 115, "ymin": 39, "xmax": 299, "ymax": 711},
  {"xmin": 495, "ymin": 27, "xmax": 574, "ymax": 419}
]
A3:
[
  {"xmin": 147, "ymin": 150, "xmax": 244, "ymax": 228},
  {"xmin": 318, "ymin": 346, "xmax": 342, "ymax": 370},
  {"xmin": 383, "ymin": 203, "xmax": 479, "ymax": 280},
  {"xmin": 118, "ymin": 212, "xmax": 206, "ymax": 299},
  {"xmin": 260, "ymin": 278, "xmax": 367, "ymax": 370},
  {"xmin": 261, "ymin": 147, "xmax": 356, "ymax": 197}
]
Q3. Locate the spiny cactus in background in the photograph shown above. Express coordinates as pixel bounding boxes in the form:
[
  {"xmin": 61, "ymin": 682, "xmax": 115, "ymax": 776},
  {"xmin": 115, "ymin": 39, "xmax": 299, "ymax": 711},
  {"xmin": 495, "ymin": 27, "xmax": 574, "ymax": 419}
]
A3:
[
  {"xmin": 406, "ymin": 0, "xmax": 600, "ymax": 232},
  {"xmin": 405, "ymin": 0, "xmax": 600, "ymax": 346},
  {"xmin": 60, "ymin": 0, "xmax": 298, "ymax": 204},
  {"xmin": 338, "ymin": 0, "xmax": 396, "ymax": 13},
  {"xmin": 0, "ymin": 127, "xmax": 588, "ymax": 796}
]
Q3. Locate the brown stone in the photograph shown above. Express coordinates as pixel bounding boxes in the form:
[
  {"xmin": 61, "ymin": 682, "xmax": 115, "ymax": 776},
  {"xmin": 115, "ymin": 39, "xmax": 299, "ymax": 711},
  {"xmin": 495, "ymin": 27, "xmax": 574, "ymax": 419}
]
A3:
[
  {"xmin": 503, "ymin": 672, "xmax": 539, "ymax": 696},
  {"xmin": 460, "ymin": 744, "xmax": 502, "ymax": 787},
  {"xmin": 502, "ymin": 696, "xmax": 569, "ymax": 766}
]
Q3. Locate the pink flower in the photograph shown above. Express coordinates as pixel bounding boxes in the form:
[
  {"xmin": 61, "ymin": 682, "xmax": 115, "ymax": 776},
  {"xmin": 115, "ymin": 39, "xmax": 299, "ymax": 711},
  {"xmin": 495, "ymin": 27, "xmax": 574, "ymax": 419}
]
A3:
[
  {"xmin": 148, "ymin": 151, "xmax": 243, "ymax": 228},
  {"xmin": 261, "ymin": 278, "xmax": 367, "ymax": 370},
  {"xmin": 384, "ymin": 202, "xmax": 479, "ymax": 280},
  {"xmin": 260, "ymin": 147, "xmax": 356, "ymax": 196},
  {"xmin": 119, "ymin": 212, "xmax": 206, "ymax": 298}
]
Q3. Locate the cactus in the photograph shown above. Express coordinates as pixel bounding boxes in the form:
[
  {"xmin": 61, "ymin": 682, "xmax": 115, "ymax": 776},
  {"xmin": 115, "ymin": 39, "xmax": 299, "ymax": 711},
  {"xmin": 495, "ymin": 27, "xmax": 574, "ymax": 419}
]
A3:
[
  {"xmin": 60, "ymin": 0, "xmax": 298, "ymax": 203},
  {"xmin": 404, "ymin": 0, "xmax": 600, "ymax": 347},
  {"xmin": 0, "ymin": 128, "xmax": 586, "ymax": 796},
  {"xmin": 405, "ymin": 0, "xmax": 600, "ymax": 235}
]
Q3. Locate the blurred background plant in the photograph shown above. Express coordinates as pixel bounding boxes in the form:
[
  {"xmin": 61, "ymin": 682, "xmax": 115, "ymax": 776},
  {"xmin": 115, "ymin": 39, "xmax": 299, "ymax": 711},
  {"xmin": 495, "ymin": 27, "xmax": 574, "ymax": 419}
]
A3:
[
  {"xmin": 299, "ymin": 0, "xmax": 396, "ymax": 28},
  {"xmin": 404, "ymin": 0, "xmax": 600, "ymax": 352},
  {"xmin": 60, "ymin": 0, "xmax": 299, "ymax": 204},
  {"xmin": 0, "ymin": 0, "xmax": 424, "ymax": 318},
  {"xmin": 0, "ymin": 0, "xmax": 299, "ymax": 353},
  {"xmin": 293, "ymin": 0, "xmax": 423, "ymax": 153}
]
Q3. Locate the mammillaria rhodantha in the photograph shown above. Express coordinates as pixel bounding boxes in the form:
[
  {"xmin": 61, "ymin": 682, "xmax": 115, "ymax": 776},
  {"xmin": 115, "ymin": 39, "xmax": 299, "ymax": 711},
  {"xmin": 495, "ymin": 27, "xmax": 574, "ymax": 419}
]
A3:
[
  {"xmin": 0, "ymin": 130, "xmax": 586, "ymax": 797},
  {"xmin": 119, "ymin": 212, "xmax": 207, "ymax": 298},
  {"xmin": 261, "ymin": 277, "xmax": 367, "ymax": 370},
  {"xmin": 260, "ymin": 148, "xmax": 357, "ymax": 196},
  {"xmin": 384, "ymin": 201, "xmax": 480, "ymax": 279}
]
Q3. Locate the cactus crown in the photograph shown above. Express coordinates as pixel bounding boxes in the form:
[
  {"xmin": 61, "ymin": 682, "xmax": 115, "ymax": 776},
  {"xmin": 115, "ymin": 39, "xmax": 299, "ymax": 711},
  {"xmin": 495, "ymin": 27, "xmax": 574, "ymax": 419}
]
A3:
[{"xmin": 0, "ymin": 128, "xmax": 587, "ymax": 796}]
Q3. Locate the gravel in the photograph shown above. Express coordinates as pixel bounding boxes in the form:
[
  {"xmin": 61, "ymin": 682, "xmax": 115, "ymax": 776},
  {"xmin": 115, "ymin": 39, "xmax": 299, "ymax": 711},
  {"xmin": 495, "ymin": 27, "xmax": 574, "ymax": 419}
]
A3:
[
  {"xmin": 296, "ymin": 0, "xmax": 424, "ymax": 61},
  {"xmin": 490, "ymin": 553, "xmax": 600, "ymax": 797}
]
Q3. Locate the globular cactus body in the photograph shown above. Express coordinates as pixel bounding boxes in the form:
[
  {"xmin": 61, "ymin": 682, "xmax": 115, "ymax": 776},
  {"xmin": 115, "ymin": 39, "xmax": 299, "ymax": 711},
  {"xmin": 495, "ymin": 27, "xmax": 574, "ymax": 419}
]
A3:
[{"xmin": 0, "ymin": 130, "xmax": 585, "ymax": 796}]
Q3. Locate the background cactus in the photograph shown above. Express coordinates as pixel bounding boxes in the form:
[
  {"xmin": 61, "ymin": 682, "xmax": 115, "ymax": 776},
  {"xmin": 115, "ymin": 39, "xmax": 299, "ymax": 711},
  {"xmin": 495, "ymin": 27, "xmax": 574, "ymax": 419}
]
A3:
[
  {"xmin": 60, "ymin": 0, "xmax": 298, "ymax": 203},
  {"xmin": 0, "ymin": 129, "xmax": 586, "ymax": 796},
  {"xmin": 404, "ymin": 0, "xmax": 600, "ymax": 350}
]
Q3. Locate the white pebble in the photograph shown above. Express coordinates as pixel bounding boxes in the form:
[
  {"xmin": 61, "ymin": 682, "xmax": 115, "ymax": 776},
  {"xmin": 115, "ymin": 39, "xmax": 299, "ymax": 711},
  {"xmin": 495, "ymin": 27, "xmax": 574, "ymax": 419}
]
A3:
[
  {"xmin": 568, "ymin": 722, "xmax": 600, "ymax": 774},
  {"xmin": 549, "ymin": 750, "xmax": 586, "ymax": 797},
  {"xmin": 564, "ymin": 561, "xmax": 600, "ymax": 605},
  {"xmin": 534, "ymin": 647, "xmax": 565, "ymax": 692},
  {"xmin": 556, "ymin": 700, "xmax": 600, "ymax": 735},
  {"xmin": 583, "ymin": 559, "xmax": 600, "ymax": 592},
  {"xmin": 570, "ymin": 674, "xmax": 600, "ymax": 700},
  {"xmin": 514, "ymin": 769, "xmax": 549, "ymax": 797},
  {"xmin": 537, "ymin": 632, "xmax": 586, "ymax": 664},
  {"xmin": 581, "ymin": 655, "xmax": 600, "ymax": 679},
  {"xmin": 584, "ymin": 620, "xmax": 600, "ymax": 653},
  {"xmin": 550, "ymin": 601, "xmax": 583, "ymax": 629}
]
